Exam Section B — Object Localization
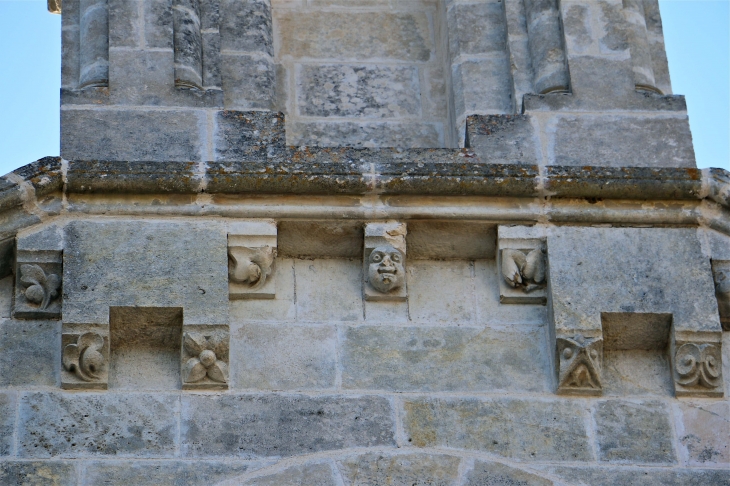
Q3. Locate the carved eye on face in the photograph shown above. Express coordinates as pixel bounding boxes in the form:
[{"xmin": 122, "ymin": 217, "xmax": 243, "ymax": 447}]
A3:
[
  {"xmin": 371, "ymin": 252, "xmax": 384, "ymax": 263},
  {"xmin": 390, "ymin": 253, "xmax": 401, "ymax": 263}
]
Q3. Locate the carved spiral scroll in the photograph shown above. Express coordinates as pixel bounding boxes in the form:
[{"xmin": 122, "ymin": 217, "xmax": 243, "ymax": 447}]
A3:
[{"xmin": 675, "ymin": 343, "xmax": 722, "ymax": 389}]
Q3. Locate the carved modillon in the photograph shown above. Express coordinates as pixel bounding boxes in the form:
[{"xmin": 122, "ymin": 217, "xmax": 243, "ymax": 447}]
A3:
[
  {"xmin": 523, "ymin": 0, "xmax": 569, "ymax": 94},
  {"xmin": 13, "ymin": 251, "xmax": 63, "ymax": 319},
  {"xmin": 497, "ymin": 227, "xmax": 547, "ymax": 305},
  {"xmin": 556, "ymin": 335, "xmax": 603, "ymax": 396},
  {"xmin": 364, "ymin": 222, "xmax": 407, "ymax": 301},
  {"xmin": 61, "ymin": 325, "xmax": 109, "ymax": 390},
  {"xmin": 173, "ymin": 0, "xmax": 204, "ymax": 90},
  {"xmin": 501, "ymin": 248, "xmax": 545, "ymax": 293},
  {"xmin": 79, "ymin": 0, "xmax": 109, "ymax": 88},
  {"xmin": 673, "ymin": 342, "xmax": 723, "ymax": 397},
  {"xmin": 228, "ymin": 220, "xmax": 278, "ymax": 299},
  {"xmin": 181, "ymin": 327, "xmax": 229, "ymax": 390}
]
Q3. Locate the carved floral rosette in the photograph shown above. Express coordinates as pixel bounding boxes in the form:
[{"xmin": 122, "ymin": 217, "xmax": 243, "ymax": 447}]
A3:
[
  {"xmin": 61, "ymin": 326, "xmax": 109, "ymax": 390},
  {"xmin": 673, "ymin": 341, "xmax": 724, "ymax": 397},
  {"xmin": 181, "ymin": 326, "xmax": 229, "ymax": 390},
  {"xmin": 556, "ymin": 334, "xmax": 603, "ymax": 396}
]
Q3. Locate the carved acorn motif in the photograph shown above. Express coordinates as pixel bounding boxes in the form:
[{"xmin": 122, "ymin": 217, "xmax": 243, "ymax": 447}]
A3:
[
  {"xmin": 20, "ymin": 264, "xmax": 61, "ymax": 310},
  {"xmin": 182, "ymin": 332, "xmax": 229, "ymax": 384},
  {"xmin": 62, "ymin": 333, "xmax": 105, "ymax": 382},
  {"xmin": 675, "ymin": 343, "xmax": 722, "ymax": 389}
]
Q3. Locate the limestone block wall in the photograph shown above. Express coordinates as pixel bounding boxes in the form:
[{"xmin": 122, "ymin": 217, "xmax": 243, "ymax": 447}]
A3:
[{"xmin": 0, "ymin": 211, "xmax": 728, "ymax": 484}]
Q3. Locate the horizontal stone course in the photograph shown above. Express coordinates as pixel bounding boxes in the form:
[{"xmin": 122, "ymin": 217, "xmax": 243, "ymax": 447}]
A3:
[
  {"xmin": 338, "ymin": 452, "xmax": 460, "ymax": 485},
  {"xmin": 18, "ymin": 392, "xmax": 178, "ymax": 458},
  {"xmin": 403, "ymin": 397, "xmax": 593, "ymax": 461},
  {"xmin": 82, "ymin": 460, "xmax": 261, "ymax": 485},
  {"xmin": 181, "ymin": 394, "xmax": 395, "ymax": 458},
  {"xmin": 0, "ymin": 461, "xmax": 77, "ymax": 485}
]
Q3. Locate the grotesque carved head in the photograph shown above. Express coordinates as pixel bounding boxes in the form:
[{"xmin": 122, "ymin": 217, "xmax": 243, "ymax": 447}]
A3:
[{"xmin": 367, "ymin": 245, "xmax": 405, "ymax": 294}]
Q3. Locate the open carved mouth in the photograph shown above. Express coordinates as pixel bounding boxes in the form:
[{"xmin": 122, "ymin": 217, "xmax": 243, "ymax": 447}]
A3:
[{"xmin": 377, "ymin": 267, "xmax": 397, "ymax": 275}]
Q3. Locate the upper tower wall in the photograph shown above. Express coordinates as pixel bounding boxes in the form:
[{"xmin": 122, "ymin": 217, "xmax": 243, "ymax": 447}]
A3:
[{"xmin": 58, "ymin": 0, "xmax": 696, "ymax": 168}]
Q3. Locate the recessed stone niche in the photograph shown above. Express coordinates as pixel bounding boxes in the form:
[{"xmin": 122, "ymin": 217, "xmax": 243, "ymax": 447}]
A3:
[
  {"xmin": 108, "ymin": 307, "xmax": 183, "ymax": 390},
  {"xmin": 601, "ymin": 313, "xmax": 673, "ymax": 396}
]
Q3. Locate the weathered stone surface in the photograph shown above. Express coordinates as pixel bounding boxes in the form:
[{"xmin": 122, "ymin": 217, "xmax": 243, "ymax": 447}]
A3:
[
  {"xmin": 181, "ymin": 394, "xmax": 395, "ymax": 457},
  {"xmin": 12, "ymin": 157, "xmax": 64, "ymax": 200},
  {"xmin": 593, "ymin": 400, "xmax": 676, "ymax": 463},
  {"xmin": 453, "ymin": 58, "xmax": 513, "ymax": 115},
  {"xmin": 212, "ymin": 111, "xmax": 284, "ymax": 162},
  {"xmin": 675, "ymin": 401, "xmax": 729, "ymax": 465},
  {"xmin": 464, "ymin": 460, "xmax": 553, "ymax": 486},
  {"xmin": 448, "ymin": 2, "xmax": 507, "ymax": 57},
  {"xmin": 297, "ymin": 65, "xmax": 421, "ymax": 118},
  {"xmin": 407, "ymin": 260, "xmax": 474, "ymax": 324},
  {"xmin": 287, "ymin": 121, "xmax": 443, "ymax": 148},
  {"xmin": 67, "ymin": 160, "xmax": 202, "ymax": 194},
  {"xmin": 552, "ymin": 115, "xmax": 696, "ymax": 167},
  {"xmin": 543, "ymin": 466, "xmax": 730, "ymax": 486},
  {"xmin": 0, "ymin": 461, "xmax": 77, "ymax": 485},
  {"xmin": 232, "ymin": 323, "xmax": 337, "ymax": 390},
  {"xmin": 277, "ymin": 12, "xmax": 432, "ymax": 62},
  {"xmin": 0, "ymin": 320, "xmax": 58, "ymax": 387},
  {"xmin": 475, "ymin": 260, "xmax": 548, "ymax": 326},
  {"xmin": 63, "ymin": 220, "xmax": 228, "ymax": 325},
  {"xmin": 237, "ymin": 463, "xmax": 337, "ymax": 486},
  {"xmin": 0, "ymin": 392, "xmax": 15, "ymax": 456},
  {"xmin": 221, "ymin": 54, "xmax": 276, "ymax": 110},
  {"xmin": 61, "ymin": 109, "xmax": 205, "ymax": 162},
  {"xmin": 341, "ymin": 326, "xmax": 550, "ymax": 392},
  {"xmin": 465, "ymin": 115, "xmax": 538, "ymax": 165},
  {"xmin": 338, "ymin": 453, "xmax": 461, "ymax": 485},
  {"xmin": 548, "ymin": 227, "xmax": 720, "ymax": 335},
  {"xmin": 18, "ymin": 392, "xmax": 177, "ymax": 457},
  {"xmin": 83, "ymin": 460, "xmax": 261, "ymax": 485},
  {"xmin": 144, "ymin": 0, "xmax": 173, "ymax": 48},
  {"xmin": 220, "ymin": 0, "xmax": 273, "ymax": 55},
  {"xmin": 230, "ymin": 258, "xmax": 296, "ymax": 322},
  {"xmin": 109, "ymin": 0, "xmax": 141, "ymax": 48},
  {"xmin": 602, "ymin": 349, "xmax": 673, "ymax": 396},
  {"xmin": 403, "ymin": 398, "xmax": 592, "ymax": 461},
  {"xmin": 295, "ymin": 259, "xmax": 363, "ymax": 322}
]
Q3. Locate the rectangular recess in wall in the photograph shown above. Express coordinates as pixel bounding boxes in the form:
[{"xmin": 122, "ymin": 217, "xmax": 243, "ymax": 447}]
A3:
[{"xmin": 109, "ymin": 307, "xmax": 183, "ymax": 390}]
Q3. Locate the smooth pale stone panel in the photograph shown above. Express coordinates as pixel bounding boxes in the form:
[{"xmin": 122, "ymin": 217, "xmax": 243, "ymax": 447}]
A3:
[
  {"xmin": 18, "ymin": 392, "xmax": 178, "ymax": 458},
  {"xmin": 452, "ymin": 57, "xmax": 514, "ymax": 116},
  {"xmin": 548, "ymin": 227, "xmax": 718, "ymax": 334},
  {"xmin": 403, "ymin": 398, "xmax": 593, "ymax": 461},
  {"xmin": 83, "ymin": 460, "xmax": 262, "ymax": 485},
  {"xmin": 447, "ymin": 2, "xmax": 507, "ymax": 58},
  {"xmin": 0, "ymin": 320, "xmax": 58, "ymax": 387},
  {"xmin": 286, "ymin": 121, "xmax": 443, "ymax": 149},
  {"xmin": 276, "ymin": 12, "xmax": 432, "ymax": 62},
  {"xmin": 221, "ymin": 54, "xmax": 276, "ymax": 110},
  {"xmin": 297, "ymin": 65, "xmax": 421, "ymax": 118},
  {"xmin": 0, "ymin": 392, "xmax": 15, "ymax": 456},
  {"xmin": 552, "ymin": 115, "xmax": 696, "ymax": 168},
  {"xmin": 337, "ymin": 453, "xmax": 461, "ymax": 485},
  {"xmin": 0, "ymin": 462, "xmax": 77, "ymax": 484},
  {"xmin": 63, "ymin": 220, "xmax": 228, "ymax": 326},
  {"xmin": 407, "ymin": 260, "xmax": 475, "ymax": 324},
  {"xmin": 61, "ymin": 109, "xmax": 206, "ymax": 162},
  {"xmin": 341, "ymin": 326, "xmax": 550, "ymax": 392},
  {"xmin": 602, "ymin": 349, "xmax": 673, "ymax": 396},
  {"xmin": 181, "ymin": 394, "xmax": 395, "ymax": 457},
  {"xmin": 593, "ymin": 400, "xmax": 676, "ymax": 463},
  {"xmin": 464, "ymin": 460, "xmax": 553, "ymax": 486},
  {"xmin": 541, "ymin": 466, "xmax": 730, "ymax": 486},
  {"xmin": 295, "ymin": 259, "xmax": 363, "ymax": 323},
  {"xmin": 232, "ymin": 323, "xmax": 337, "ymax": 390},
  {"xmin": 239, "ymin": 463, "xmax": 337, "ymax": 486},
  {"xmin": 675, "ymin": 401, "xmax": 729, "ymax": 465}
]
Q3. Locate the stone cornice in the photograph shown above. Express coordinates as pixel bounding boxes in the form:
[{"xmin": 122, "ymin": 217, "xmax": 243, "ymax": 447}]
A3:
[{"xmin": 2, "ymin": 156, "xmax": 730, "ymax": 239}]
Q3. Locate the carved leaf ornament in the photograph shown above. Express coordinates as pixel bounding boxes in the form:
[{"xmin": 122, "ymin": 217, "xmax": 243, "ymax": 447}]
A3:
[
  {"xmin": 675, "ymin": 343, "xmax": 722, "ymax": 389},
  {"xmin": 228, "ymin": 246, "xmax": 276, "ymax": 290},
  {"xmin": 62, "ymin": 333, "xmax": 105, "ymax": 382},
  {"xmin": 20, "ymin": 264, "xmax": 61, "ymax": 309},
  {"xmin": 183, "ymin": 332, "xmax": 229, "ymax": 384}
]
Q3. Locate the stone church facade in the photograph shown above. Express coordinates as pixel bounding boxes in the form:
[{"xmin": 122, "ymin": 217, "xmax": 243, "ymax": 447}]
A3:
[{"xmin": 0, "ymin": 0, "xmax": 728, "ymax": 483}]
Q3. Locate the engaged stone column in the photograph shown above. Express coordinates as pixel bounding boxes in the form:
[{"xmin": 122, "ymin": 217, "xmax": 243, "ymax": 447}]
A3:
[
  {"xmin": 173, "ymin": 0, "xmax": 204, "ymax": 90},
  {"xmin": 523, "ymin": 0, "xmax": 569, "ymax": 94},
  {"xmin": 79, "ymin": 0, "xmax": 108, "ymax": 88},
  {"xmin": 623, "ymin": 0, "xmax": 660, "ymax": 93}
]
